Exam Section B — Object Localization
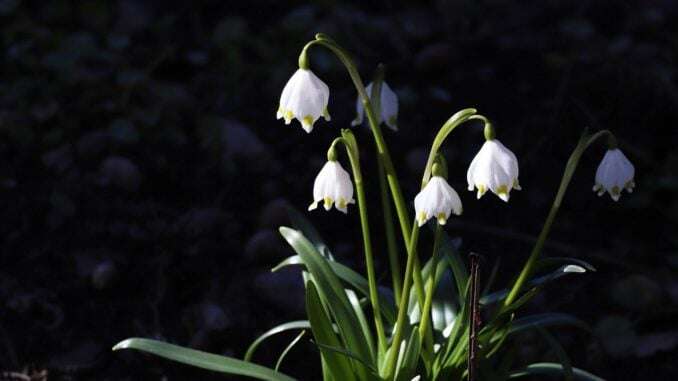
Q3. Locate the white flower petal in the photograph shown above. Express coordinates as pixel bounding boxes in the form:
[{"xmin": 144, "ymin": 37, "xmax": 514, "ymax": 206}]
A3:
[
  {"xmin": 593, "ymin": 148, "xmax": 635, "ymax": 201},
  {"xmin": 414, "ymin": 176, "xmax": 463, "ymax": 226},
  {"xmin": 310, "ymin": 161, "xmax": 355, "ymax": 213},
  {"xmin": 380, "ymin": 81, "xmax": 399, "ymax": 130},
  {"xmin": 351, "ymin": 85, "xmax": 366, "ymax": 127},
  {"xmin": 352, "ymin": 81, "xmax": 398, "ymax": 130},
  {"xmin": 277, "ymin": 69, "xmax": 330, "ymax": 133},
  {"xmin": 467, "ymin": 139, "xmax": 520, "ymax": 202}
]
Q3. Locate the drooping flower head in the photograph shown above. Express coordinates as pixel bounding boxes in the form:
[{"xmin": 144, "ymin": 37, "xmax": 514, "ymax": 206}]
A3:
[
  {"xmin": 308, "ymin": 160, "xmax": 355, "ymax": 213},
  {"xmin": 351, "ymin": 81, "xmax": 398, "ymax": 131},
  {"xmin": 593, "ymin": 148, "xmax": 635, "ymax": 201},
  {"xmin": 467, "ymin": 128, "xmax": 521, "ymax": 202},
  {"xmin": 276, "ymin": 68, "xmax": 330, "ymax": 133},
  {"xmin": 414, "ymin": 164, "xmax": 463, "ymax": 226}
]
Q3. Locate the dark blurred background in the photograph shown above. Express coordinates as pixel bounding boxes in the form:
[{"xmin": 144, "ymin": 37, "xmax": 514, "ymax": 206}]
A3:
[{"xmin": 1, "ymin": 0, "xmax": 677, "ymax": 380}]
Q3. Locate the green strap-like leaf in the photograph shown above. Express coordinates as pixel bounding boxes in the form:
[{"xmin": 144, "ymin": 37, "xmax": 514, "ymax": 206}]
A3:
[
  {"xmin": 305, "ymin": 280, "xmax": 357, "ymax": 381},
  {"xmin": 430, "ymin": 257, "xmax": 458, "ymax": 334},
  {"xmin": 440, "ymin": 232, "xmax": 467, "ymax": 304},
  {"xmin": 508, "ymin": 362, "xmax": 605, "ymax": 381},
  {"xmin": 440, "ymin": 278, "xmax": 471, "ymax": 363},
  {"xmin": 507, "ymin": 313, "xmax": 590, "ymax": 336},
  {"xmin": 394, "ymin": 329, "xmax": 421, "ymax": 381},
  {"xmin": 536, "ymin": 257, "xmax": 596, "ymax": 272},
  {"xmin": 245, "ymin": 320, "xmax": 311, "ymax": 362},
  {"xmin": 535, "ymin": 327, "xmax": 574, "ymax": 381},
  {"xmin": 112, "ymin": 338, "xmax": 296, "ymax": 381},
  {"xmin": 273, "ymin": 254, "xmax": 396, "ymax": 325},
  {"xmin": 280, "ymin": 226, "xmax": 377, "ymax": 380},
  {"xmin": 313, "ymin": 342, "xmax": 379, "ymax": 375},
  {"xmin": 280, "ymin": 227, "xmax": 373, "ymax": 379},
  {"xmin": 275, "ymin": 330, "xmax": 306, "ymax": 372},
  {"xmin": 481, "ymin": 263, "xmax": 588, "ymax": 306},
  {"xmin": 286, "ymin": 205, "xmax": 333, "ymax": 258},
  {"xmin": 347, "ymin": 289, "xmax": 377, "ymax": 359}
]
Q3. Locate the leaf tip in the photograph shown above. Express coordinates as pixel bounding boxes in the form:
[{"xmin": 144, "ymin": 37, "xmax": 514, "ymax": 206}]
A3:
[
  {"xmin": 563, "ymin": 265, "xmax": 586, "ymax": 273},
  {"xmin": 112, "ymin": 338, "xmax": 133, "ymax": 351}
]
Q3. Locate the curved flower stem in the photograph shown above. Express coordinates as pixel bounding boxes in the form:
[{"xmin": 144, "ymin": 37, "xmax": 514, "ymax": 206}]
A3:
[
  {"xmin": 420, "ymin": 109, "xmax": 483, "ymax": 188},
  {"xmin": 502, "ymin": 129, "xmax": 614, "ymax": 308},
  {"xmin": 418, "ymin": 224, "xmax": 443, "ymax": 353},
  {"xmin": 330, "ymin": 133, "xmax": 387, "ymax": 356},
  {"xmin": 303, "ymin": 36, "xmax": 426, "ymax": 311}
]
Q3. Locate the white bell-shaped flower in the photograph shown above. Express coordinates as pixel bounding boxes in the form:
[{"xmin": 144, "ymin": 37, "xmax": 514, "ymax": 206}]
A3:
[
  {"xmin": 276, "ymin": 68, "xmax": 330, "ymax": 133},
  {"xmin": 467, "ymin": 139, "xmax": 521, "ymax": 202},
  {"xmin": 308, "ymin": 160, "xmax": 355, "ymax": 213},
  {"xmin": 414, "ymin": 176, "xmax": 463, "ymax": 226},
  {"xmin": 593, "ymin": 148, "xmax": 635, "ymax": 201},
  {"xmin": 351, "ymin": 81, "xmax": 398, "ymax": 131}
]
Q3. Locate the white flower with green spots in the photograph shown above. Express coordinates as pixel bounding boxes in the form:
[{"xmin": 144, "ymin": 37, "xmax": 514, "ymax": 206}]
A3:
[
  {"xmin": 467, "ymin": 139, "xmax": 521, "ymax": 202},
  {"xmin": 308, "ymin": 160, "xmax": 355, "ymax": 213},
  {"xmin": 351, "ymin": 81, "xmax": 398, "ymax": 131},
  {"xmin": 593, "ymin": 148, "xmax": 635, "ymax": 201},
  {"xmin": 276, "ymin": 68, "xmax": 330, "ymax": 133},
  {"xmin": 414, "ymin": 176, "xmax": 463, "ymax": 226}
]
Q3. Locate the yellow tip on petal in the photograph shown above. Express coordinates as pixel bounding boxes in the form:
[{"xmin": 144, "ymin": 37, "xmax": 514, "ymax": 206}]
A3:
[
  {"xmin": 301, "ymin": 115, "xmax": 315, "ymax": 133},
  {"xmin": 476, "ymin": 184, "xmax": 486, "ymax": 199},
  {"xmin": 437, "ymin": 213, "xmax": 447, "ymax": 225},
  {"xmin": 496, "ymin": 185, "xmax": 510, "ymax": 202},
  {"xmin": 323, "ymin": 196, "xmax": 333, "ymax": 211},
  {"xmin": 417, "ymin": 211, "xmax": 428, "ymax": 227},
  {"xmin": 513, "ymin": 179, "xmax": 522, "ymax": 190},
  {"xmin": 284, "ymin": 110, "xmax": 294, "ymax": 124},
  {"xmin": 323, "ymin": 108, "xmax": 331, "ymax": 121},
  {"xmin": 308, "ymin": 201, "xmax": 318, "ymax": 211}
]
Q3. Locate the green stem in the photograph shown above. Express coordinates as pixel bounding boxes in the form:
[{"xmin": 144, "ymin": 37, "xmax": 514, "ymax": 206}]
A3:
[
  {"xmin": 371, "ymin": 67, "xmax": 401, "ymax": 303},
  {"xmin": 418, "ymin": 225, "xmax": 443, "ymax": 352},
  {"xmin": 378, "ymin": 155, "xmax": 402, "ymax": 303},
  {"xmin": 502, "ymin": 129, "xmax": 614, "ymax": 307},
  {"xmin": 420, "ymin": 110, "xmax": 483, "ymax": 188},
  {"xmin": 330, "ymin": 135, "xmax": 387, "ymax": 356},
  {"xmin": 385, "ymin": 225, "xmax": 420, "ymax": 379}
]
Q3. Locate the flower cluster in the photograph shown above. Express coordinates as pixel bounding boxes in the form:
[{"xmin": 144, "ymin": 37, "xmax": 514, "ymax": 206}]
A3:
[
  {"xmin": 276, "ymin": 63, "xmax": 636, "ymax": 224},
  {"xmin": 113, "ymin": 34, "xmax": 641, "ymax": 381}
]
